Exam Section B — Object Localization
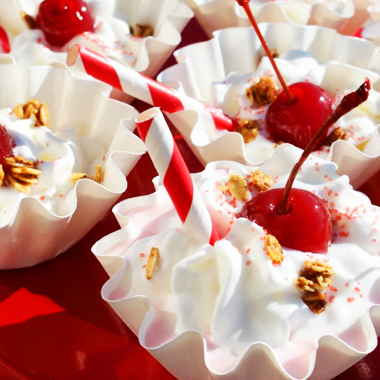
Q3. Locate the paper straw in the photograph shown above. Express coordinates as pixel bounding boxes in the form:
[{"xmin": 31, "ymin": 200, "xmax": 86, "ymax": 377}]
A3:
[
  {"xmin": 66, "ymin": 44, "xmax": 238, "ymax": 132},
  {"xmin": 135, "ymin": 107, "xmax": 220, "ymax": 246}
]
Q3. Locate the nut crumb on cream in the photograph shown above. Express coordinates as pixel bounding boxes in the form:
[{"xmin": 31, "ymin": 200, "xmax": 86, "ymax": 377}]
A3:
[
  {"xmin": 146, "ymin": 247, "xmax": 159, "ymax": 280},
  {"xmin": 265, "ymin": 234, "xmax": 283, "ymax": 265},
  {"xmin": 249, "ymin": 170, "xmax": 273, "ymax": 192},
  {"xmin": 70, "ymin": 164, "xmax": 104, "ymax": 184},
  {"xmin": 3, "ymin": 156, "xmax": 42, "ymax": 194},
  {"xmin": 13, "ymin": 99, "xmax": 50, "ymax": 128},
  {"xmin": 246, "ymin": 76, "xmax": 277, "ymax": 106},
  {"xmin": 227, "ymin": 174, "xmax": 249, "ymax": 201},
  {"xmin": 235, "ymin": 119, "xmax": 260, "ymax": 143},
  {"xmin": 295, "ymin": 260, "xmax": 336, "ymax": 314}
]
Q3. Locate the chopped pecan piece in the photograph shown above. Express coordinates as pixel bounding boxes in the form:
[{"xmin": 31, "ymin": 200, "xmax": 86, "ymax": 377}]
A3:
[
  {"xmin": 301, "ymin": 291, "xmax": 327, "ymax": 314},
  {"xmin": 250, "ymin": 170, "xmax": 273, "ymax": 192},
  {"xmin": 131, "ymin": 24, "xmax": 154, "ymax": 38},
  {"xmin": 13, "ymin": 99, "xmax": 50, "ymax": 127},
  {"xmin": 269, "ymin": 49, "xmax": 279, "ymax": 58},
  {"xmin": 295, "ymin": 260, "xmax": 335, "ymax": 314},
  {"xmin": 246, "ymin": 77, "xmax": 277, "ymax": 106},
  {"xmin": 20, "ymin": 11, "xmax": 37, "ymax": 29},
  {"xmin": 70, "ymin": 164, "xmax": 104, "ymax": 184},
  {"xmin": 235, "ymin": 119, "xmax": 260, "ymax": 143},
  {"xmin": 227, "ymin": 174, "xmax": 249, "ymax": 201},
  {"xmin": 265, "ymin": 234, "xmax": 283, "ymax": 265},
  {"xmin": 146, "ymin": 247, "xmax": 159, "ymax": 279},
  {"xmin": 326, "ymin": 127, "xmax": 346, "ymax": 146},
  {"xmin": 3, "ymin": 156, "xmax": 42, "ymax": 194}
]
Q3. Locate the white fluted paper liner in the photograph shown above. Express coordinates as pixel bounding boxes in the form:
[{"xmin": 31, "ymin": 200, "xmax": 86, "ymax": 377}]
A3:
[
  {"xmin": 0, "ymin": 0, "xmax": 193, "ymax": 83},
  {"xmin": 183, "ymin": 0, "xmax": 375, "ymax": 37},
  {"xmin": 93, "ymin": 144, "xmax": 380, "ymax": 380},
  {"xmin": 0, "ymin": 60, "xmax": 146, "ymax": 269},
  {"xmin": 157, "ymin": 23, "xmax": 380, "ymax": 189}
]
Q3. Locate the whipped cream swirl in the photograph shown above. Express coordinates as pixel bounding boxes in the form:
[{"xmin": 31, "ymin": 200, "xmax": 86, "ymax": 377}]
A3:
[
  {"xmin": 0, "ymin": 108, "xmax": 105, "ymax": 227},
  {"xmin": 100, "ymin": 145, "xmax": 380, "ymax": 378}
]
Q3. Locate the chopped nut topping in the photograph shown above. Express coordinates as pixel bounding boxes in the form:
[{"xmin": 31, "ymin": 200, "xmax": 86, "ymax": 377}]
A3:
[
  {"xmin": 130, "ymin": 24, "xmax": 154, "ymax": 38},
  {"xmin": 246, "ymin": 77, "xmax": 277, "ymax": 106},
  {"xmin": 0, "ymin": 165, "xmax": 4, "ymax": 187},
  {"xmin": 235, "ymin": 119, "xmax": 260, "ymax": 143},
  {"xmin": 265, "ymin": 234, "xmax": 283, "ymax": 265},
  {"xmin": 227, "ymin": 174, "xmax": 249, "ymax": 201},
  {"xmin": 301, "ymin": 291, "xmax": 327, "ymax": 314},
  {"xmin": 326, "ymin": 127, "xmax": 346, "ymax": 146},
  {"xmin": 304, "ymin": 260, "xmax": 336, "ymax": 275},
  {"xmin": 250, "ymin": 170, "xmax": 273, "ymax": 192},
  {"xmin": 70, "ymin": 164, "xmax": 104, "ymax": 184},
  {"xmin": 20, "ymin": 11, "xmax": 37, "ymax": 29},
  {"xmin": 3, "ymin": 156, "xmax": 42, "ymax": 194},
  {"xmin": 269, "ymin": 49, "xmax": 279, "ymax": 58},
  {"xmin": 146, "ymin": 247, "xmax": 159, "ymax": 279},
  {"xmin": 13, "ymin": 99, "xmax": 50, "ymax": 127},
  {"xmin": 295, "ymin": 260, "xmax": 336, "ymax": 314}
]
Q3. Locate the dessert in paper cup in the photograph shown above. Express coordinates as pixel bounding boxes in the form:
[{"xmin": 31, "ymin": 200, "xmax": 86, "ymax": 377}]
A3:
[
  {"xmin": 157, "ymin": 23, "xmax": 380, "ymax": 189},
  {"xmin": 0, "ymin": 57, "xmax": 145, "ymax": 269},
  {"xmin": 362, "ymin": 4, "xmax": 380, "ymax": 45},
  {"xmin": 182, "ymin": 0, "xmax": 374, "ymax": 38},
  {"xmin": 0, "ymin": 0, "xmax": 193, "ymax": 80},
  {"xmin": 93, "ymin": 143, "xmax": 380, "ymax": 380}
]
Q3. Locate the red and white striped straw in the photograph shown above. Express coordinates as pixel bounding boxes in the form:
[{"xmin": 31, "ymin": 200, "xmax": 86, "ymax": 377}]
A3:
[
  {"xmin": 136, "ymin": 107, "xmax": 220, "ymax": 246},
  {"xmin": 66, "ymin": 44, "xmax": 237, "ymax": 132},
  {"xmin": 0, "ymin": 26, "xmax": 10, "ymax": 53}
]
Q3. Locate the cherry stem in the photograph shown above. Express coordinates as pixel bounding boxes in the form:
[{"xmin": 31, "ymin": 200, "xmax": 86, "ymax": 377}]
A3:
[
  {"xmin": 235, "ymin": 0, "xmax": 294, "ymax": 103},
  {"xmin": 278, "ymin": 78, "xmax": 371, "ymax": 215}
]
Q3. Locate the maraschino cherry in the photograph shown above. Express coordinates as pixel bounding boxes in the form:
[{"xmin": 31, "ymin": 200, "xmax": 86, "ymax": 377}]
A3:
[
  {"xmin": 36, "ymin": 0, "xmax": 95, "ymax": 47},
  {"xmin": 266, "ymin": 82, "xmax": 333, "ymax": 149},
  {"xmin": 235, "ymin": 0, "xmax": 334, "ymax": 150},
  {"xmin": 240, "ymin": 188, "xmax": 332, "ymax": 252},
  {"xmin": 0, "ymin": 124, "xmax": 15, "ymax": 175},
  {"xmin": 240, "ymin": 79, "xmax": 371, "ymax": 253}
]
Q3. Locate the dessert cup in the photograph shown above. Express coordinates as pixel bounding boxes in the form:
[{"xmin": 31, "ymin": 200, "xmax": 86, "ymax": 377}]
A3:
[
  {"xmin": 0, "ymin": 0, "xmax": 193, "ymax": 101},
  {"xmin": 362, "ymin": 4, "xmax": 380, "ymax": 45},
  {"xmin": 182, "ymin": 0, "xmax": 375, "ymax": 38},
  {"xmin": 0, "ymin": 57, "xmax": 145, "ymax": 269},
  {"xmin": 157, "ymin": 23, "xmax": 380, "ymax": 189},
  {"xmin": 93, "ymin": 143, "xmax": 380, "ymax": 380}
]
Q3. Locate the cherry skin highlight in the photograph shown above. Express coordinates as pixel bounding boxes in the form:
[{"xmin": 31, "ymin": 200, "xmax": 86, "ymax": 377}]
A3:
[
  {"xmin": 266, "ymin": 82, "xmax": 333, "ymax": 150},
  {"xmin": 240, "ymin": 188, "xmax": 332, "ymax": 253},
  {"xmin": 36, "ymin": 0, "xmax": 95, "ymax": 47},
  {"xmin": 0, "ymin": 124, "xmax": 14, "ymax": 175}
]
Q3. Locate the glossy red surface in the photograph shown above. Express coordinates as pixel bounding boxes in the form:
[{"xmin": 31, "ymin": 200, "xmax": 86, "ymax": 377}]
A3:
[{"xmin": 0, "ymin": 17, "xmax": 379, "ymax": 380}]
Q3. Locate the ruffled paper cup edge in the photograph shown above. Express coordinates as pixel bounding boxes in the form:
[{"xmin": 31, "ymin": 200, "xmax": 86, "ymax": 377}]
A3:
[
  {"xmin": 183, "ymin": 0, "xmax": 373, "ymax": 37},
  {"xmin": 0, "ymin": 61, "xmax": 147, "ymax": 269},
  {"xmin": 92, "ymin": 151, "xmax": 380, "ymax": 379},
  {"xmin": 93, "ymin": 242, "xmax": 380, "ymax": 380},
  {"xmin": 157, "ymin": 23, "xmax": 380, "ymax": 189}
]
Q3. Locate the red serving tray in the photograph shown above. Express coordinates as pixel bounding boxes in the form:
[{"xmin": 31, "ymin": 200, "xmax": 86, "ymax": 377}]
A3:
[{"xmin": 0, "ymin": 18, "xmax": 379, "ymax": 380}]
